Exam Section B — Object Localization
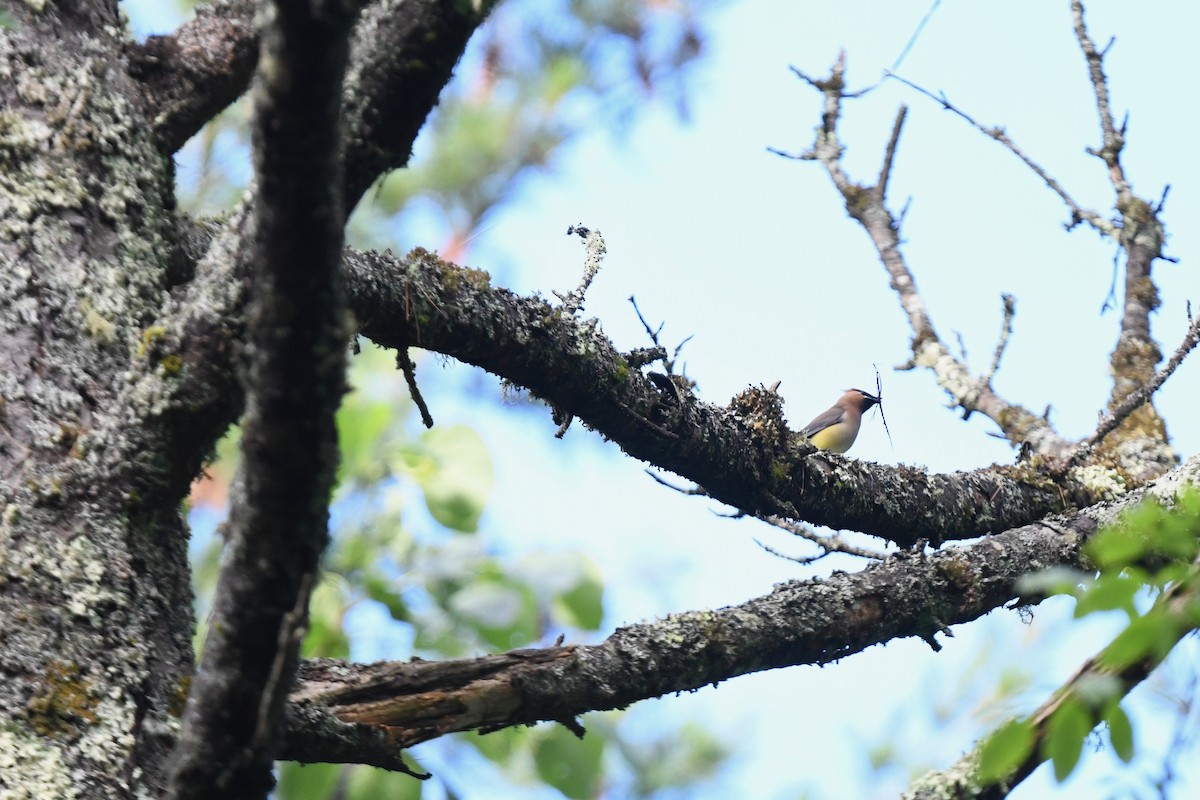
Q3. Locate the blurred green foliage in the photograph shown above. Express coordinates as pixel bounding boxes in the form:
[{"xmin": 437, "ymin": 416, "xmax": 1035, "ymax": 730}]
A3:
[{"xmin": 985, "ymin": 489, "xmax": 1200, "ymax": 788}]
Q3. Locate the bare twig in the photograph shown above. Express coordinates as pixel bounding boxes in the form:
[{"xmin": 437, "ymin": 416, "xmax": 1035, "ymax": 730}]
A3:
[
  {"xmin": 876, "ymin": 104, "xmax": 908, "ymax": 202},
  {"xmin": 629, "ymin": 296, "xmax": 692, "ymax": 377},
  {"xmin": 885, "ymin": 71, "xmax": 1116, "ymax": 237},
  {"xmin": 980, "ymin": 294, "xmax": 1016, "ymax": 390},
  {"xmin": 645, "ymin": 469, "xmax": 706, "ymax": 496},
  {"xmin": 1070, "ymin": 1, "xmax": 1171, "ymax": 481},
  {"xmin": 759, "ymin": 514, "xmax": 887, "ymax": 562},
  {"xmin": 1063, "ymin": 311, "xmax": 1200, "ymax": 471},
  {"xmin": 1072, "ymin": 0, "xmax": 1128, "ymax": 194},
  {"xmin": 397, "ymin": 348, "xmax": 434, "ymax": 428}
]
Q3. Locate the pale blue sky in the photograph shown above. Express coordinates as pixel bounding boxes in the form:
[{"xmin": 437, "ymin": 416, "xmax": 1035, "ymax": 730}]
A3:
[{"xmin": 124, "ymin": 0, "xmax": 1200, "ymax": 797}]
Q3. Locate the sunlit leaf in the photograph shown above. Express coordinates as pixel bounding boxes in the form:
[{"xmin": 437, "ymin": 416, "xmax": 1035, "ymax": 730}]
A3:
[
  {"xmin": 1073, "ymin": 573, "xmax": 1140, "ymax": 618},
  {"xmin": 469, "ymin": 725, "xmax": 528, "ymax": 764},
  {"xmin": 362, "ymin": 573, "xmax": 410, "ymax": 622},
  {"xmin": 411, "ymin": 425, "xmax": 493, "ymax": 533},
  {"xmin": 336, "ymin": 395, "xmax": 396, "ymax": 486},
  {"xmin": 1085, "ymin": 525, "xmax": 1147, "ymax": 572},
  {"xmin": 1105, "ymin": 702, "xmax": 1135, "ymax": 763},
  {"xmin": 977, "ymin": 718, "xmax": 1034, "ymax": 785},
  {"xmin": 1014, "ymin": 567, "xmax": 1089, "ymax": 598},
  {"xmin": 1099, "ymin": 610, "xmax": 1177, "ymax": 670},
  {"xmin": 304, "ymin": 575, "xmax": 351, "ymax": 659},
  {"xmin": 449, "ymin": 579, "xmax": 539, "ymax": 650},
  {"xmin": 1044, "ymin": 696, "xmax": 1093, "ymax": 782}
]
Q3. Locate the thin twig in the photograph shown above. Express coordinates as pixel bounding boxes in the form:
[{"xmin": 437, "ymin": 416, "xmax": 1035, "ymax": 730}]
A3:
[
  {"xmin": 629, "ymin": 296, "xmax": 692, "ymax": 377},
  {"xmin": 980, "ymin": 293, "xmax": 1016, "ymax": 390},
  {"xmin": 645, "ymin": 469, "xmax": 706, "ymax": 495},
  {"xmin": 397, "ymin": 348, "xmax": 433, "ymax": 428},
  {"xmin": 1101, "ymin": 247, "xmax": 1121, "ymax": 314},
  {"xmin": 885, "ymin": 71, "xmax": 1116, "ymax": 237},
  {"xmin": 876, "ymin": 104, "xmax": 908, "ymax": 201},
  {"xmin": 556, "ymin": 224, "xmax": 606, "ymax": 314},
  {"xmin": 1072, "ymin": 0, "xmax": 1128, "ymax": 195},
  {"xmin": 890, "ymin": 0, "xmax": 943, "ymax": 73},
  {"xmin": 760, "ymin": 514, "xmax": 887, "ymax": 561},
  {"xmin": 1064, "ymin": 310, "xmax": 1200, "ymax": 470},
  {"xmin": 954, "ymin": 331, "xmax": 969, "ymax": 364},
  {"xmin": 754, "ymin": 538, "xmax": 836, "ymax": 567}
]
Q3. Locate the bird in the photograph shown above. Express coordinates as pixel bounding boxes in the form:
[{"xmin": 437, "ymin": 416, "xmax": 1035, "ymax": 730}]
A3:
[{"xmin": 798, "ymin": 389, "xmax": 880, "ymax": 453}]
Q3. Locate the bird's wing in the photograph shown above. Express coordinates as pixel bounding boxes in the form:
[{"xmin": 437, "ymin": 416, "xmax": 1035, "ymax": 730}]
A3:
[{"xmin": 799, "ymin": 406, "xmax": 845, "ymax": 438}]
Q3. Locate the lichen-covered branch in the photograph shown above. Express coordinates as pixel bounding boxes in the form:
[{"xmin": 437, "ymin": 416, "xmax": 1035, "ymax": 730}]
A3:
[
  {"xmin": 340, "ymin": 0, "xmax": 498, "ymax": 207},
  {"xmin": 1071, "ymin": 0, "xmax": 1174, "ymax": 482},
  {"xmin": 126, "ymin": 0, "xmax": 260, "ymax": 155},
  {"xmin": 167, "ymin": 1, "xmax": 357, "ymax": 796},
  {"xmin": 343, "ymin": 246, "xmax": 1098, "ymax": 546},
  {"xmin": 154, "ymin": 0, "xmax": 495, "ymax": 487},
  {"xmin": 279, "ymin": 462, "xmax": 1200, "ymax": 762}
]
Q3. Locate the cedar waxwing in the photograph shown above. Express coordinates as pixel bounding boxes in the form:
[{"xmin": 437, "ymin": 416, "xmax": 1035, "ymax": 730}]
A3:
[{"xmin": 798, "ymin": 389, "xmax": 880, "ymax": 454}]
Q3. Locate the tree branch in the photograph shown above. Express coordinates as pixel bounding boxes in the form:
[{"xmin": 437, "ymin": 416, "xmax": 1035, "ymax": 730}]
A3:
[
  {"xmin": 127, "ymin": 0, "xmax": 260, "ymax": 155},
  {"xmin": 1063, "ymin": 310, "xmax": 1200, "ymax": 472},
  {"xmin": 167, "ymin": 1, "xmax": 358, "ymax": 796},
  {"xmin": 340, "ymin": 0, "xmax": 498, "ymax": 207},
  {"xmin": 280, "ymin": 458, "xmax": 1200, "ymax": 763},
  {"xmin": 150, "ymin": 0, "xmax": 493, "ymax": 497},
  {"xmin": 1071, "ymin": 0, "xmax": 1173, "ymax": 483},
  {"xmin": 342, "ymin": 246, "xmax": 1092, "ymax": 546}
]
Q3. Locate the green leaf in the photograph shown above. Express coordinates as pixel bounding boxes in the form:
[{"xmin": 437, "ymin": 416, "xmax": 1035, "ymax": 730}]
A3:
[
  {"xmin": 554, "ymin": 571, "xmax": 605, "ymax": 630},
  {"xmin": 977, "ymin": 718, "xmax": 1035, "ymax": 785},
  {"xmin": 449, "ymin": 578, "xmax": 540, "ymax": 650},
  {"xmin": 1085, "ymin": 525, "xmax": 1147, "ymax": 572},
  {"xmin": 1105, "ymin": 702, "xmax": 1135, "ymax": 763},
  {"xmin": 412, "ymin": 425, "xmax": 493, "ymax": 533},
  {"xmin": 1073, "ymin": 672, "xmax": 1122, "ymax": 707},
  {"xmin": 1043, "ymin": 695, "xmax": 1093, "ymax": 782},
  {"xmin": 276, "ymin": 762, "xmax": 341, "ymax": 800},
  {"xmin": 362, "ymin": 573, "xmax": 410, "ymax": 622},
  {"xmin": 1073, "ymin": 573, "xmax": 1140, "ymax": 618},
  {"xmin": 533, "ymin": 724, "xmax": 605, "ymax": 800},
  {"xmin": 1099, "ymin": 610, "xmax": 1177, "ymax": 670},
  {"xmin": 336, "ymin": 395, "xmax": 396, "ymax": 485},
  {"xmin": 303, "ymin": 576, "xmax": 351, "ymax": 659},
  {"xmin": 346, "ymin": 764, "xmax": 422, "ymax": 800}
]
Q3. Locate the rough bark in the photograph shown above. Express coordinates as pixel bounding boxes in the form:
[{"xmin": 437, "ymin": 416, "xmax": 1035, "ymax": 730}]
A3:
[
  {"xmin": 165, "ymin": 0, "xmax": 357, "ymax": 796},
  {"xmin": 1, "ymin": 3, "xmax": 194, "ymax": 796}
]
